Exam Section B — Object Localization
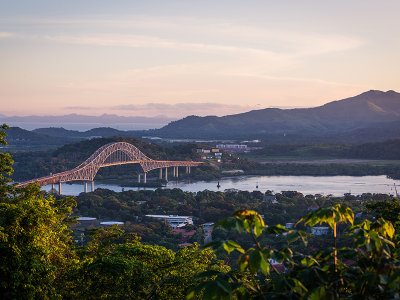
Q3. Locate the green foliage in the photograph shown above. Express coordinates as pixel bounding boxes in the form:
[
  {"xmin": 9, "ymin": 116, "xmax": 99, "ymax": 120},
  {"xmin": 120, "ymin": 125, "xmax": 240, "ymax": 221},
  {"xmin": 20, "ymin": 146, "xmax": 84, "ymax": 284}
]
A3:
[
  {"xmin": 299, "ymin": 204, "xmax": 354, "ymax": 229},
  {"xmin": 0, "ymin": 185, "xmax": 78, "ymax": 299},
  {"xmin": 191, "ymin": 206, "xmax": 400, "ymax": 299},
  {"xmin": 252, "ymin": 139, "xmax": 400, "ymax": 160},
  {"xmin": 366, "ymin": 198, "xmax": 400, "ymax": 231},
  {"xmin": 0, "ymin": 124, "xmax": 14, "ymax": 198},
  {"xmin": 67, "ymin": 235, "xmax": 228, "ymax": 300},
  {"xmin": 75, "ymin": 188, "xmax": 269, "ymax": 225}
]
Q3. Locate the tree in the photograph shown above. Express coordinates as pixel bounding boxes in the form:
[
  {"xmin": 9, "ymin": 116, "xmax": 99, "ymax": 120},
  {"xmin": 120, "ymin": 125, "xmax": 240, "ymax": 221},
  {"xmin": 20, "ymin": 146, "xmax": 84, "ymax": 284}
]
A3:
[
  {"xmin": 0, "ymin": 125, "xmax": 78, "ymax": 299},
  {"xmin": 0, "ymin": 124, "xmax": 14, "ymax": 198},
  {"xmin": 189, "ymin": 207, "xmax": 400, "ymax": 299},
  {"xmin": 366, "ymin": 198, "xmax": 400, "ymax": 231},
  {"xmin": 70, "ymin": 228, "xmax": 229, "ymax": 300}
]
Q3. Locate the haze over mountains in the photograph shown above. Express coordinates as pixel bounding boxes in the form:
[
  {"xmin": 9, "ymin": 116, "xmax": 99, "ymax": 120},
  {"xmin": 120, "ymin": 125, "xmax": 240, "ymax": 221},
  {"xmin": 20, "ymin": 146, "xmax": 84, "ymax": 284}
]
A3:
[
  {"xmin": 0, "ymin": 114, "xmax": 175, "ymax": 131},
  {"xmin": 3, "ymin": 90, "xmax": 400, "ymax": 146}
]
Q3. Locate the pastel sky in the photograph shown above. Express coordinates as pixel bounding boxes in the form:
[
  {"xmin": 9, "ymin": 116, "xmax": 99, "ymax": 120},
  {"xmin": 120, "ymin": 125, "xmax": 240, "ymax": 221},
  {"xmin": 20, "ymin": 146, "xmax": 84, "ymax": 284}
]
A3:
[{"xmin": 0, "ymin": 0, "xmax": 399, "ymax": 118}]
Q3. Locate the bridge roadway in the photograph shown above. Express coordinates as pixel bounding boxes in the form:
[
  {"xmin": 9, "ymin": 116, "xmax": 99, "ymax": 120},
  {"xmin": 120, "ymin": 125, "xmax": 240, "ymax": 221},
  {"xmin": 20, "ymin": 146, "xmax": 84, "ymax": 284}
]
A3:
[{"xmin": 16, "ymin": 142, "xmax": 203, "ymax": 193}]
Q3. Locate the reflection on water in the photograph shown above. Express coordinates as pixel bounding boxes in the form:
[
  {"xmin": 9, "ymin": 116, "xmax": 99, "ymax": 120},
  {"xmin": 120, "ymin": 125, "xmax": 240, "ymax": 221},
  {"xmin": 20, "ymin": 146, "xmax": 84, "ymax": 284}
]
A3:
[{"xmin": 42, "ymin": 175, "xmax": 400, "ymax": 197}]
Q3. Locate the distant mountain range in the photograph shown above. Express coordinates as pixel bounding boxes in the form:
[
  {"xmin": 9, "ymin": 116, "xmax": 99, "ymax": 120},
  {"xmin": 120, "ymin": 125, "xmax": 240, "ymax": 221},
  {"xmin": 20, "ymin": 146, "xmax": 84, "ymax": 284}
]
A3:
[
  {"xmin": 0, "ymin": 113, "xmax": 174, "ymax": 131},
  {"xmin": 2, "ymin": 90, "xmax": 400, "ymax": 147},
  {"xmin": 149, "ymin": 90, "xmax": 400, "ymax": 142}
]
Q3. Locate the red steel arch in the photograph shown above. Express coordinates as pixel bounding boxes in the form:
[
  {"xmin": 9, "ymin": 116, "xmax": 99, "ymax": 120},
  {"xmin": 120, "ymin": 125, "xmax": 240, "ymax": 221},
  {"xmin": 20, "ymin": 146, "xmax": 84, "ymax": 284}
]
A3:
[{"xmin": 16, "ymin": 142, "xmax": 203, "ymax": 187}]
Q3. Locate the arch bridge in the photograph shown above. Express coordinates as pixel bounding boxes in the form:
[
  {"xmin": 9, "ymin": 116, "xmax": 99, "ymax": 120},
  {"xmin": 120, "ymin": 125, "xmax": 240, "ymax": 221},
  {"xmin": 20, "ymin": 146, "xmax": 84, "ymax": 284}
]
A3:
[{"xmin": 16, "ymin": 142, "xmax": 203, "ymax": 193}]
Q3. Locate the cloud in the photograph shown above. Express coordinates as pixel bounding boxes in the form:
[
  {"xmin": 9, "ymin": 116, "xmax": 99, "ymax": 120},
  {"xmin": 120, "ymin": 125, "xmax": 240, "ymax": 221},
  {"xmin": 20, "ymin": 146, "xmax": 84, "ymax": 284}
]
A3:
[
  {"xmin": 0, "ymin": 32, "xmax": 14, "ymax": 39},
  {"xmin": 17, "ymin": 14, "xmax": 363, "ymax": 58},
  {"xmin": 1, "ymin": 16, "xmax": 368, "ymax": 115},
  {"xmin": 43, "ymin": 33, "xmax": 281, "ymax": 59},
  {"xmin": 41, "ymin": 30, "xmax": 363, "ymax": 58}
]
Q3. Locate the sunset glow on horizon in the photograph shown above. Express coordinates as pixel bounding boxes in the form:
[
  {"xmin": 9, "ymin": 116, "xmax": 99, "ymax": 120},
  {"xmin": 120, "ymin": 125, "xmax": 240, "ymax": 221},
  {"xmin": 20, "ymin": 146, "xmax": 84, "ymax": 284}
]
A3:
[{"xmin": 1, "ymin": 0, "xmax": 399, "ymax": 118}]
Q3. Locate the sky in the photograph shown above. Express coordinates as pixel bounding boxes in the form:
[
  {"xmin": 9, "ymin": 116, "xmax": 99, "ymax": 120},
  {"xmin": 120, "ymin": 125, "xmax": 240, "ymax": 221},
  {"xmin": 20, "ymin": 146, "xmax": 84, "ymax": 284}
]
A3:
[{"xmin": 0, "ymin": 0, "xmax": 399, "ymax": 118}]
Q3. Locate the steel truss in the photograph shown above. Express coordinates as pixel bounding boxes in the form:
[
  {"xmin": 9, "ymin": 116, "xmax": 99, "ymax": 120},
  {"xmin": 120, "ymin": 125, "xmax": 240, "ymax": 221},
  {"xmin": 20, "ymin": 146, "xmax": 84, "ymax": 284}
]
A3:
[{"xmin": 16, "ymin": 142, "xmax": 202, "ymax": 187}]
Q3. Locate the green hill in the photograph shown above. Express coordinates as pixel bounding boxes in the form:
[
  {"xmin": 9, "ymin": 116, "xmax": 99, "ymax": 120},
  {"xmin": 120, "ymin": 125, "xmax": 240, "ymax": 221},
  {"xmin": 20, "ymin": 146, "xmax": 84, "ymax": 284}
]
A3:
[{"xmin": 152, "ymin": 90, "xmax": 400, "ymax": 141}]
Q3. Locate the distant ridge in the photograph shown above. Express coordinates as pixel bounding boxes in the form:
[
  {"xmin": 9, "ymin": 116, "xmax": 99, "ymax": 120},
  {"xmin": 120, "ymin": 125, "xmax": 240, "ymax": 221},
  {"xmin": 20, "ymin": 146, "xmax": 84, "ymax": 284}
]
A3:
[
  {"xmin": 3, "ymin": 90, "xmax": 400, "ymax": 145},
  {"xmin": 150, "ymin": 90, "xmax": 400, "ymax": 140}
]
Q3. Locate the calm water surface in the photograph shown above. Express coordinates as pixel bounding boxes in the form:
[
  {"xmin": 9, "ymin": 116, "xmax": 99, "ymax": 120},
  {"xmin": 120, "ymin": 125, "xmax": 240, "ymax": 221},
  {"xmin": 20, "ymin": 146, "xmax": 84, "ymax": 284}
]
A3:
[{"xmin": 42, "ymin": 175, "xmax": 400, "ymax": 197}]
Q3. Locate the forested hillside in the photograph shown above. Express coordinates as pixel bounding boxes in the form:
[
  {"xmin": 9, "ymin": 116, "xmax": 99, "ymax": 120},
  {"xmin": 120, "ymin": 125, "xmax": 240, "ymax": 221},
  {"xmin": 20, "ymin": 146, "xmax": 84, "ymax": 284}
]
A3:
[
  {"xmin": 251, "ymin": 139, "xmax": 400, "ymax": 160},
  {"xmin": 150, "ymin": 90, "xmax": 400, "ymax": 140}
]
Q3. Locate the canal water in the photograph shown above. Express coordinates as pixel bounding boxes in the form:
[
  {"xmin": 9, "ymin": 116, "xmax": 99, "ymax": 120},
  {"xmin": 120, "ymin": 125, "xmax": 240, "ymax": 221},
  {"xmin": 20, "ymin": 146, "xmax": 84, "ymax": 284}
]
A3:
[{"xmin": 42, "ymin": 175, "xmax": 400, "ymax": 197}]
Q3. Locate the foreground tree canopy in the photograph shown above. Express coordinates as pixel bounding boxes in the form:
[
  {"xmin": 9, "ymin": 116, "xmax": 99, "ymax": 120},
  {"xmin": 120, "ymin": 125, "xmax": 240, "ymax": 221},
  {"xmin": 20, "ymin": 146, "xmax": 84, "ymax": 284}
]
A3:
[{"xmin": 1, "ymin": 125, "xmax": 400, "ymax": 299}]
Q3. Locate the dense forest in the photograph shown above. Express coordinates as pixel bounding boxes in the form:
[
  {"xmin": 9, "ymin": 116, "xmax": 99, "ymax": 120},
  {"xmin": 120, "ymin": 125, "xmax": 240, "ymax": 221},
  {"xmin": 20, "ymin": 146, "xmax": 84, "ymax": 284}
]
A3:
[
  {"xmin": 1, "ymin": 125, "xmax": 400, "ymax": 299},
  {"xmin": 73, "ymin": 188, "xmax": 392, "ymax": 252},
  {"xmin": 75, "ymin": 188, "xmax": 383, "ymax": 228},
  {"xmin": 250, "ymin": 139, "xmax": 400, "ymax": 160}
]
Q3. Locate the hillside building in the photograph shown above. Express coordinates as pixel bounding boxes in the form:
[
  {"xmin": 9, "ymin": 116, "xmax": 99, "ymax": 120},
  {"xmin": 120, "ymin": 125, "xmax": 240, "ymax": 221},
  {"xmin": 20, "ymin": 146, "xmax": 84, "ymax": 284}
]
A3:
[
  {"xmin": 216, "ymin": 144, "xmax": 248, "ymax": 152},
  {"xmin": 145, "ymin": 214, "xmax": 194, "ymax": 228}
]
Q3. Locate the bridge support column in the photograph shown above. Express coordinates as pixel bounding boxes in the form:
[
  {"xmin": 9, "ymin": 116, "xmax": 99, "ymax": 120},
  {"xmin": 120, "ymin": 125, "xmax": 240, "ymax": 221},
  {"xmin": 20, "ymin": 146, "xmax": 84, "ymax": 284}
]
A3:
[
  {"xmin": 186, "ymin": 166, "xmax": 189, "ymax": 173},
  {"xmin": 58, "ymin": 182, "xmax": 62, "ymax": 195},
  {"xmin": 91, "ymin": 181, "xmax": 95, "ymax": 192},
  {"xmin": 51, "ymin": 183, "xmax": 55, "ymax": 193},
  {"xmin": 84, "ymin": 182, "xmax": 88, "ymax": 193},
  {"xmin": 188, "ymin": 166, "xmax": 191, "ymax": 174},
  {"xmin": 176, "ymin": 167, "xmax": 179, "ymax": 178},
  {"xmin": 173, "ymin": 167, "xmax": 176, "ymax": 177},
  {"xmin": 138, "ymin": 174, "xmax": 141, "ymax": 183},
  {"xmin": 159, "ymin": 168, "xmax": 162, "ymax": 179},
  {"xmin": 144, "ymin": 172, "xmax": 147, "ymax": 184},
  {"xmin": 165, "ymin": 167, "xmax": 168, "ymax": 181}
]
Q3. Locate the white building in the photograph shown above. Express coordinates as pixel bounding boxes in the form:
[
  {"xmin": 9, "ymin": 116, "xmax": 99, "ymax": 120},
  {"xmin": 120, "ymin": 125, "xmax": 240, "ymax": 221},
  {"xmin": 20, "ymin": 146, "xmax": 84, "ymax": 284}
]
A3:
[
  {"xmin": 145, "ymin": 215, "xmax": 194, "ymax": 228},
  {"xmin": 216, "ymin": 144, "xmax": 248, "ymax": 151},
  {"xmin": 100, "ymin": 221, "xmax": 124, "ymax": 226},
  {"xmin": 202, "ymin": 222, "xmax": 214, "ymax": 243},
  {"xmin": 285, "ymin": 223, "xmax": 294, "ymax": 229},
  {"xmin": 77, "ymin": 217, "xmax": 97, "ymax": 222},
  {"xmin": 311, "ymin": 226, "xmax": 330, "ymax": 236}
]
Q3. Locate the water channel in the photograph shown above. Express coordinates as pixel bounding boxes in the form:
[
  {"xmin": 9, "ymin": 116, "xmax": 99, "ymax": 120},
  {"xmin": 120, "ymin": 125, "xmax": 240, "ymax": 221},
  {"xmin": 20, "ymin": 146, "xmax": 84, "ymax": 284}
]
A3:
[{"xmin": 42, "ymin": 175, "xmax": 400, "ymax": 197}]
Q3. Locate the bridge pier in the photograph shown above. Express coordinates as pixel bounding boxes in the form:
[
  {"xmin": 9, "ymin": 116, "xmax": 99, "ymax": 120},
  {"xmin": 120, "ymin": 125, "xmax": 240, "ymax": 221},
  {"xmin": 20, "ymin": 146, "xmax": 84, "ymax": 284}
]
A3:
[
  {"xmin": 84, "ymin": 181, "xmax": 88, "ymax": 193},
  {"xmin": 138, "ymin": 174, "xmax": 141, "ymax": 183},
  {"xmin": 144, "ymin": 172, "xmax": 147, "ymax": 184},
  {"xmin": 176, "ymin": 166, "xmax": 179, "ymax": 178},
  {"xmin": 91, "ymin": 181, "xmax": 95, "ymax": 192},
  {"xmin": 51, "ymin": 183, "xmax": 55, "ymax": 193},
  {"xmin": 159, "ymin": 168, "xmax": 162, "ymax": 179},
  {"xmin": 165, "ymin": 167, "xmax": 168, "ymax": 181},
  {"xmin": 58, "ymin": 182, "xmax": 62, "ymax": 195}
]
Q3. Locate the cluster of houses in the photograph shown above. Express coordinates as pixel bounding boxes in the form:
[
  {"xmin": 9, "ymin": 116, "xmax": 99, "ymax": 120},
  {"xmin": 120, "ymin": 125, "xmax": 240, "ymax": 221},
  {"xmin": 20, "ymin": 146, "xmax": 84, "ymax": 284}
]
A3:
[
  {"xmin": 196, "ymin": 144, "xmax": 250, "ymax": 159},
  {"xmin": 75, "ymin": 214, "xmax": 215, "ymax": 248},
  {"xmin": 145, "ymin": 214, "xmax": 194, "ymax": 228},
  {"xmin": 74, "ymin": 190, "xmax": 334, "ymax": 249},
  {"xmin": 196, "ymin": 142, "xmax": 262, "ymax": 162},
  {"xmin": 145, "ymin": 215, "xmax": 215, "ymax": 247},
  {"xmin": 196, "ymin": 147, "xmax": 223, "ymax": 161}
]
